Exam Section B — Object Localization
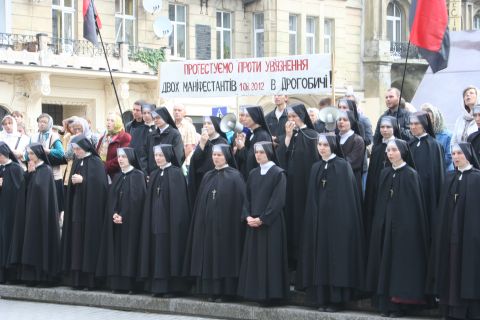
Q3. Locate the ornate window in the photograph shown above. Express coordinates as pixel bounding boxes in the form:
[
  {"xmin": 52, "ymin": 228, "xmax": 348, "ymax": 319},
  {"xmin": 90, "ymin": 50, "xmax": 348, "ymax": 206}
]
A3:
[
  {"xmin": 216, "ymin": 11, "xmax": 232, "ymax": 59},
  {"xmin": 474, "ymin": 14, "xmax": 480, "ymax": 30},
  {"xmin": 169, "ymin": 4, "xmax": 187, "ymax": 58},
  {"xmin": 289, "ymin": 14, "xmax": 298, "ymax": 55},
  {"xmin": 324, "ymin": 19, "xmax": 334, "ymax": 54},
  {"xmin": 253, "ymin": 12, "xmax": 264, "ymax": 57},
  {"xmin": 52, "ymin": 0, "xmax": 75, "ymax": 43},
  {"xmin": 115, "ymin": 0, "xmax": 136, "ymax": 46},
  {"xmin": 306, "ymin": 16, "xmax": 317, "ymax": 54},
  {"xmin": 386, "ymin": 1, "xmax": 403, "ymax": 42}
]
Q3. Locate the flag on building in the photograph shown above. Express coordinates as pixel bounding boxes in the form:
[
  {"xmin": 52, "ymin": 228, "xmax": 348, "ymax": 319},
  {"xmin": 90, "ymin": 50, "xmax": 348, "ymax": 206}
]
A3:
[
  {"xmin": 409, "ymin": 0, "xmax": 450, "ymax": 73},
  {"xmin": 83, "ymin": 0, "xmax": 102, "ymax": 45}
]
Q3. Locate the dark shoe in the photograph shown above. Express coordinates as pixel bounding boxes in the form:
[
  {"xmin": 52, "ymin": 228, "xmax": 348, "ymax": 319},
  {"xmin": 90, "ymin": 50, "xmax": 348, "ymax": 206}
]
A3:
[
  {"xmin": 317, "ymin": 306, "xmax": 327, "ymax": 312},
  {"xmin": 112, "ymin": 289, "xmax": 128, "ymax": 294},
  {"xmin": 260, "ymin": 300, "xmax": 283, "ymax": 308},
  {"xmin": 380, "ymin": 312, "xmax": 390, "ymax": 317},
  {"xmin": 325, "ymin": 305, "xmax": 340, "ymax": 313},
  {"xmin": 389, "ymin": 311, "xmax": 405, "ymax": 318}
]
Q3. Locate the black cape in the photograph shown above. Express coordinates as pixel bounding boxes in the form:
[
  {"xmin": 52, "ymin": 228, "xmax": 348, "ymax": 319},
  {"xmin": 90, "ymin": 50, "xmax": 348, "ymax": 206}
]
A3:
[
  {"xmin": 187, "ymin": 136, "xmax": 228, "ymax": 206},
  {"xmin": 408, "ymin": 135, "xmax": 445, "ymax": 231},
  {"xmin": 0, "ymin": 162, "xmax": 24, "ymax": 283},
  {"xmin": 235, "ymin": 127, "xmax": 272, "ymax": 179},
  {"xmin": 237, "ymin": 165, "xmax": 289, "ymax": 302},
  {"xmin": 142, "ymin": 126, "xmax": 185, "ymax": 174},
  {"xmin": 467, "ymin": 130, "xmax": 480, "ymax": 162},
  {"xmin": 277, "ymin": 127, "xmax": 319, "ymax": 267},
  {"xmin": 183, "ymin": 166, "xmax": 246, "ymax": 296},
  {"xmin": 364, "ymin": 141, "xmax": 391, "ymax": 242},
  {"xmin": 138, "ymin": 165, "xmax": 191, "ymax": 294},
  {"xmin": 61, "ymin": 154, "xmax": 108, "ymax": 288},
  {"xmin": 129, "ymin": 123, "xmax": 155, "ymax": 172},
  {"xmin": 8, "ymin": 164, "xmax": 60, "ymax": 283},
  {"xmin": 366, "ymin": 165, "xmax": 429, "ymax": 312},
  {"xmin": 96, "ymin": 168, "xmax": 146, "ymax": 291},
  {"xmin": 296, "ymin": 157, "xmax": 365, "ymax": 305},
  {"xmin": 340, "ymin": 133, "xmax": 365, "ymax": 195},
  {"xmin": 432, "ymin": 168, "xmax": 480, "ymax": 319}
]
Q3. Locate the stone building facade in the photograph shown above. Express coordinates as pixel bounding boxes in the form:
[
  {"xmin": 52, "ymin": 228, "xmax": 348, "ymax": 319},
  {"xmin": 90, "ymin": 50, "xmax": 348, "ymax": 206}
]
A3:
[{"xmin": 0, "ymin": 0, "xmax": 479, "ymax": 131}]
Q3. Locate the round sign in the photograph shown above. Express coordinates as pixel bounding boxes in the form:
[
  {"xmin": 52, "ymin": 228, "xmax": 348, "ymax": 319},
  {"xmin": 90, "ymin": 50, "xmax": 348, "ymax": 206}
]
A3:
[
  {"xmin": 153, "ymin": 16, "xmax": 173, "ymax": 38},
  {"xmin": 143, "ymin": 0, "xmax": 162, "ymax": 14}
]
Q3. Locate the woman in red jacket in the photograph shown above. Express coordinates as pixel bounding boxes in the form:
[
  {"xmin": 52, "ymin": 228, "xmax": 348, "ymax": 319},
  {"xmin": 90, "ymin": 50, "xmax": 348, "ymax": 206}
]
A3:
[{"xmin": 96, "ymin": 112, "xmax": 131, "ymax": 182}]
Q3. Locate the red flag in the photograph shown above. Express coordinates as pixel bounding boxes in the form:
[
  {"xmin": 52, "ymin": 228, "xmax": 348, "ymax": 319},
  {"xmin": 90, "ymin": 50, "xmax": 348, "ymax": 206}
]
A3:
[
  {"xmin": 83, "ymin": 0, "xmax": 102, "ymax": 45},
  {"xmin": 409, "ymin": 0, "xmax": 449, "ymax": 73}
]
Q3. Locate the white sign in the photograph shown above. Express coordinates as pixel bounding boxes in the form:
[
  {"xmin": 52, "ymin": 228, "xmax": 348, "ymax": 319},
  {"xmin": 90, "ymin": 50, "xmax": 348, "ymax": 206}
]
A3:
[{"xmin": 159, "ymin": 54, "xmax": 331, "ymax": 98}]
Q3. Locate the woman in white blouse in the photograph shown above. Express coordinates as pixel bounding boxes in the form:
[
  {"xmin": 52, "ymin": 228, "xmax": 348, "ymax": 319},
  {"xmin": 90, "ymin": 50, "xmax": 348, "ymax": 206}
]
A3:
[{"xmin": 451, "ymin": 85, "xmax": 478, "ymax": 146}]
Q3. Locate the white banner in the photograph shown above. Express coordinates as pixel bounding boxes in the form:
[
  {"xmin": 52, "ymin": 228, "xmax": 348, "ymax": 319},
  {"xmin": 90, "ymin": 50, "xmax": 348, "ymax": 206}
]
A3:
[{"xmin": 159, "ymin": 54, "xmax": 331, "ymax": 98}]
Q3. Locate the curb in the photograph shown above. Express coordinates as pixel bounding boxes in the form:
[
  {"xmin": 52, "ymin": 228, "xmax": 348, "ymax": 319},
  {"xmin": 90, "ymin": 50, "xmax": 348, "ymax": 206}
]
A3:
[{"xmin": 0, "ymin": 285, "xmax": 435, "ymax": 320}]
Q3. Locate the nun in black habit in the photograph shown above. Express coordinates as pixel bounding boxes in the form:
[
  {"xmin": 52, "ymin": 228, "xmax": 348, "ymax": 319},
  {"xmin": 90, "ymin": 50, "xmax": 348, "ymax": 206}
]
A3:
[
  {"xmin": 237, "ymin": 141, "xmax": 289, "ymax": 304},
  {"xmin": 432, "ymin": 142, "xmax": 480, "ymax": 320},
  {"xmin": 96, "ymin": 147, "xmax": 146, "ymax": 292},
  {"xmin": 187, "ymin": 116, "xmax": 228, "ymax": 206},
  {"xmin": 467, "ymin": 105, "xmax": 480, "ymax": 161},
  {"xmin": 130, "ymin": 103, "xmax": 156, "ymax": 171},
  {"xmin": 364, "ymin": 116, "xmax": 400, "ymax": 243},
  {"xmin": 276, "ymin": 103, "xmax": 319, "ymax": 269},
  {"xmin": 366, "ymin": 139, "xmax": 429, "ymax": 317},
  {"xmin": 408, "ymin": 111, "xmax": 445, "ymax": 231},
  {"xmin": 0, "ymin": 142, "xmax": 25, "ymax": 283},
  {"xmin": 235, "ymin": 105, "xmax": 274, "ymax": 179},
  {"xmin": 183, "ymin": 144, "xmax": 245, "ymax": 301},
  {"xmin": 296, "ymin": 134, "xmax": 365, "ymax": 311},
  {"xmin": 142, "ymin": 107, "xmax": 184, "ymax": 175},
  {"xmin": 61, "ymin": 135, "xmax": 108, "ymax": 289},
  {"xmin": 336, "ymin": 110, "xmax": 365, "ymax": 195},
  {"xmin": 8, "ymin": 143, "xmax": 60, "ymax": 284},
  {"xmin": 138, "ymin": 144, "xmax": 191, "ymax": 296}
]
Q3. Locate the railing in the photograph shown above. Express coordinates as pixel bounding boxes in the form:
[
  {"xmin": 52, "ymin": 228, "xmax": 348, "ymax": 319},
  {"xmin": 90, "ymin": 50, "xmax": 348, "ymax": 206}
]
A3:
[
  {"xmin": 0, "ymin": 33, "xmax": 38, "ymax": 51},
  {"xmin": 0, "ymin": 33, "xmax": 157, "ymax": 61},
  {"xmin": 48, "ymin": 37, "xmax": 120, "ymax": 58},
  {"xmin": 390, "ymin": 41, "xmax": 422, "ymax": 60}
]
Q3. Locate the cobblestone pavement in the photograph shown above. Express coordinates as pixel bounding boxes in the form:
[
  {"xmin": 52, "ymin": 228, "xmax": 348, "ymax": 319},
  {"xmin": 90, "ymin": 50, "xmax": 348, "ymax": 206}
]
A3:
[{"xmin": 0, "ymin": 299, "xmax": 220, "ymax": 320}]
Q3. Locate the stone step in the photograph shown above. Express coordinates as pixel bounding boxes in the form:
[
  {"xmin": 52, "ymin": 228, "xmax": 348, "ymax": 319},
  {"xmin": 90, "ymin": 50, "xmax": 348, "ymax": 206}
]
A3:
[{"xmin": 0, "ymin": 285, "xmax": 438, "ymax": 320}]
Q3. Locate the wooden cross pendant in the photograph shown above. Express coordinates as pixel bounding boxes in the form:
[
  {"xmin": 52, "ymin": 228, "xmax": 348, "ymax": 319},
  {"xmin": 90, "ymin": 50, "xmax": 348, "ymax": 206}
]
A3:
[
  {"xmin": 212, "ymin": 189, "xmax": 217, "ymax": 200},
  {"xmin": 454, "ymin": 194, "xmax": 459, "ymax": 203},
  {"xmin": 390, "ymin": 189, "xmax": 394, "ymax": 198}
]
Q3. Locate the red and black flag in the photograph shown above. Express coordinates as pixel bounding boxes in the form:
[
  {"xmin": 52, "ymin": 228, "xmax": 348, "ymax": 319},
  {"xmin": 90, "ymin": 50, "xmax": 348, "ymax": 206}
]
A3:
[
  {"xmin": 83, "ymin": 0, "xmax": 102, "ymax": 45},
  {"xmin": 409, "ymin": 0, "xmax": 450, "ymax": 73}
]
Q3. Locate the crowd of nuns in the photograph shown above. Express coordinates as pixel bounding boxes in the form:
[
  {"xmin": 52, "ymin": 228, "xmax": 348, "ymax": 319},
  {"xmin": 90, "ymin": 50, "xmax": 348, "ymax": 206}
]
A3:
[{"xmin": 1, "ymin": 86, "xmax": 480, "ymax": 320}]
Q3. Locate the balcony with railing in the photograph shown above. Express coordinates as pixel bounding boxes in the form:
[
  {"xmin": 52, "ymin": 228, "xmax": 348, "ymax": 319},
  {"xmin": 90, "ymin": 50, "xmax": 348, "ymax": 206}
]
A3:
[
  {"xmin": 390, "ymin": 41, "xmax": 423, "ymax": 61},
  {"xmin": 0, "ymin": 33, "xmax": 163, "ymax": 75}
]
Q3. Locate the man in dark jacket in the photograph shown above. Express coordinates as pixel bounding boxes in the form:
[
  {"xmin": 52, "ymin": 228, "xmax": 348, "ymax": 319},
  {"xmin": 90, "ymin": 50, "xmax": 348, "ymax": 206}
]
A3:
[
  {"xmin": 373, "ymin": 88, "xmax": 413, "ymax": 143},
  {"xmin": 125, "ymin": 100, "xmax": 145, "ymax": 134},
  {"xmin": 264, "ymin": 94, "xmax": 288, "ymax": 142}
]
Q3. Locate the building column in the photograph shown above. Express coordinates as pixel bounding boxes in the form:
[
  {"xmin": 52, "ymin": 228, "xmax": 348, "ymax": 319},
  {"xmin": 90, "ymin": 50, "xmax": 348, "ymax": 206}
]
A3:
[{"xmin": 23, "ymin": 72, "xmax": 51, "ymax": 132}]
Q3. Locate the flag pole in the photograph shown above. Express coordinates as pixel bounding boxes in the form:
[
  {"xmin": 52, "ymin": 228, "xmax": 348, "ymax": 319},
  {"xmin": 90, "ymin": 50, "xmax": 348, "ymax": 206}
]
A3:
[
  {"xmin": 91, "ymin": 0, "xmax": 125, "ymax": 127},
  {"xmin": 398, "ymin": 41, "xmax": 411, "ymax": 107}
]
